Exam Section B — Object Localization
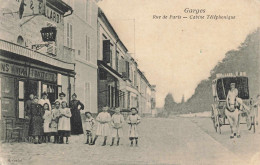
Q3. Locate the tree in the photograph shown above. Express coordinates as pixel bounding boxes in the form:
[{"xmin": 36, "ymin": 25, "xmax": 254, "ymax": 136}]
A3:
[
  {"xmin": 181, "ymin": 95, "xmax": 185, "ymax": 103},
  {"xmin": 163, "ymin": 93, "xmax": 176, "ymax": 116}
]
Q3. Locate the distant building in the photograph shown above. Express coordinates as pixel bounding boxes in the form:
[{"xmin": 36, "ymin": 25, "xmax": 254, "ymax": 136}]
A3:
[{"xmin": 97, "ymin": 8, "xmax": 155, "ymax": 114}]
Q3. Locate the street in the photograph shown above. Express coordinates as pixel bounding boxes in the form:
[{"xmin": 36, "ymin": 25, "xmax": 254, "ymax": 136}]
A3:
[{"xmin": 0, "ymin": 117, "xmax": 260, "ymax": 165}]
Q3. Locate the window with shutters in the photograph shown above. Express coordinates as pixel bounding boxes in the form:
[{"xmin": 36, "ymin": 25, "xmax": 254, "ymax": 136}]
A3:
[
  {"xmin": 67, "ymin": 23, "xmax": 73, "ymax": 48},
  {"xmin": 116, "ymin": 51, "xmax": 119, "ymax": 71},
  {"xmin": 127, "ymin": 91, "xmax": 130, "ymax": 108},
  {"xmin": 134, "ymin": 71, "xmax": 137, "ymax": 87},
  {"xmin": 103, "ymin": 40, "xmax": 110, "ymax": 63},
  {"xmin": 84, "ymin": 82, "xmax": 91, "ymax": 111},
  {"xmin": 18, "ymin": 81, "xmax": 25, "ymax": 119},
  {"xmin": 86, "ymin": 35, "xmax": 91, "ymax": 61}
]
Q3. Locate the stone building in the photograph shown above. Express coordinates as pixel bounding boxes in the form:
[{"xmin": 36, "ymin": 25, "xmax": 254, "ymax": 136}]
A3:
[
  {"xmin": 63, "ymin": 0, "xmax": 98, "ymax": 114},
  {"xmin": 0, "ymin": 0, "xmax": 74, "ymax": 139},
  {"xmin": 97, "ymin": 7, "xmax": 156, "ymax": 115}
]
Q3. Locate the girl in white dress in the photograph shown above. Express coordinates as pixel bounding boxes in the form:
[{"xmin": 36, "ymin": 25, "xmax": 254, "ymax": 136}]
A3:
[
  {"xmin": 51, "ymin": 101, "xmax": 61, "ymax": 143},
  {"xmin": 43, "ymin": 103, "xmax": 52, "ymax": 143},
  {"xmin": 90, "ymin": 107, "xmax": 111, "ymax": 146},
  {"xmin": 110, "ymin": 108, "xmax": 124, "ymax": 146},
  {"xmin": 84, "ymin": 112, "xmax": 95, "ymax": 144},
  {"xmin": 58, "ymin": 101, "xmax": 72, "ymax": 144},
  {"xmin": 127, "ymin": 107, "xmax": 141, "ymax": 147}
]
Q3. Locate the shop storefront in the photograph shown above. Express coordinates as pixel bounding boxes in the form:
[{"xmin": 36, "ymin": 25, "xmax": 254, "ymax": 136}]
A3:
[{"xmin": 0, "ymin": 40, "xmax": 75, "ymax": 140}]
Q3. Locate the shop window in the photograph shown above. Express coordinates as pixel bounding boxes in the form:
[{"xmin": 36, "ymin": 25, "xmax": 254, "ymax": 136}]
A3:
[
  {"xmin": 57, "ymin": 74, "xmax": 62, "ymax": 86},
  {"xmin": 18, "ymin": 81, "xmax": 25, "ymax": 118},
  {"xmin": 84, "ymin": 82, "xmax": 91, "ymax": 111},
  {"xmin": 1, "ymin": 77, "xmax": 15, "ymax": 117},
  {"xmin": 42, "ymin": 83, "xmax": 57, "ymax": 104}
]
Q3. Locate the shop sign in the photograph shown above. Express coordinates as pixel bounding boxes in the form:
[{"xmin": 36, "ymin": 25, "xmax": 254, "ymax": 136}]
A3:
[
  {"xmin": 0, "ymin": 62, "xmax": 28, "ymax": 77},
  {"xmin": 45, "ymin": 6, "xmax": 63, "ymax": 24},
  {"xmin": 0, "ymin": 62, "xmax": 57, "ymax": 83},
  {"xmin": 29, "ymin": 68, "xmax": 57, "ymax": 83},
  {"xmin": 40, "ymin": 26, "xmax": 57, "ymax": 42}
]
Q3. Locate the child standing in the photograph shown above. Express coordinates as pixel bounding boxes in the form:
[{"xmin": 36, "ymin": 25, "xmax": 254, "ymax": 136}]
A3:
[
  {"xmin": 110, "ymin": 108, "xmax": 124, "ymax": 146},
  {"xmin": 51, "ymin": 101, "xmax": 60, "ymax": 143},
  {"xmin": 43, "ymin": 103, "xmax": 52, "ymax": 143},
  {"xmin": 90, "ymin": 107, "xmax": 111, "ymax": 146},
  {"xmin": 84, "ymin": 112, "xmax": 95, "ymax": 144},
  {"xmin": 58, "ymin": 101, "xmax": 71, "ymax": 144},
  {"xmin": 127, "ymin": 107, "xmax": 141, "ymax": 147}
]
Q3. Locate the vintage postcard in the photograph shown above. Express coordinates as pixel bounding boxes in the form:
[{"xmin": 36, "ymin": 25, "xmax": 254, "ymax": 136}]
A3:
[{"xmin": 0, "ymin": 0, "xmax": 260, "ymax": 164}]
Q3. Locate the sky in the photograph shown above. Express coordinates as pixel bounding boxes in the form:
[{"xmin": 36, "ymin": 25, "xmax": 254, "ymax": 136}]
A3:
[{"xmin": 98, "ymin": 0, "xmax": 260, "ymax": 107}]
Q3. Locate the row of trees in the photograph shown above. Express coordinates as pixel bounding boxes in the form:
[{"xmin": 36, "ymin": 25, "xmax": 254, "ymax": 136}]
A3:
[{"xmin": 160, "ymin": 28, "xmax": 260, "ymax": 117}]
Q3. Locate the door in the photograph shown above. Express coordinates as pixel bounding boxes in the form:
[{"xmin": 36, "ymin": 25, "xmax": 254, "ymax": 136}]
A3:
[
  {"xmin": 24, "ymin": 80, "xmax": 38, "ymax": 101},
  {"xmin": 42, "ymin": 83, "xmax": 57, "ymax": 104}
]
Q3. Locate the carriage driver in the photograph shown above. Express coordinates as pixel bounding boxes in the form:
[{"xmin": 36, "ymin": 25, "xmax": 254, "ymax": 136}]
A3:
[
  {"xmin": 225, "ymin": 83, "xmax": 249, "ymax": 138},
  {"xmin": 226, "ymin": 83, "xmax": 240, "ymax": 111}
]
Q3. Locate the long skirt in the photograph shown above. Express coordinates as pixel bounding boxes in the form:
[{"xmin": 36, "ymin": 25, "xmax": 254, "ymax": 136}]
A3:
[
  {"xmin": 96, "ymin": 123, "xmax": 110, "ymax": 136},
  {"xmin": 29, "ymin": 116, "xmax": 44, "ymax": 136},
  {"xmin": 70, "ymin": 109, "xmax": 83, "ymax": 135}
]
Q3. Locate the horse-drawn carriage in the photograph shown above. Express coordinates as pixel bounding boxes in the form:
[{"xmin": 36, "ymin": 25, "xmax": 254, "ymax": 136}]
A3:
[{"xmin": 211, "ymin": 73, "xmax": 257, "ymax": 135}]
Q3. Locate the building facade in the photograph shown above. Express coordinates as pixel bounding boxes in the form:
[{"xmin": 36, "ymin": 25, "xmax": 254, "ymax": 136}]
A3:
[
  {"xmin": 63, "ymin": 0, "xmax": 98, "ymax": 114},
  {"xmin": 97, "ymin": 7, "xmax": 156, "ymax": 115},
  {"xmin": 0, "ymin": 0, "xmax": 74, "ymax": 139}
]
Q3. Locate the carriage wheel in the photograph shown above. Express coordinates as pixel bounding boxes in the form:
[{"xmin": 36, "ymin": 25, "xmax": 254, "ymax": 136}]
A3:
[
  {"xmin": 216, "ymin": 115, "xmax": 221, "ymax": 134},
  {"xmin": 246, "ymin": 115, "xmax": 252, "ymax": 130}
]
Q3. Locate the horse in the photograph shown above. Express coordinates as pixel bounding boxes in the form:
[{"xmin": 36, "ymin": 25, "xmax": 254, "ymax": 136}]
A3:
[{"xmin": 225, "ymin": 96, "xmax": 249, "ymax": 138}]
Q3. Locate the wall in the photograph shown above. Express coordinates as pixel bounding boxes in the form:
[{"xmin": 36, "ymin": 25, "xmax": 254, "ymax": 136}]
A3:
[
  {"xmin": 64, "ymin": 0, "xmax": 98, "ymax": 113},
  {"xmin": 0, "ymin": 0, "xmax": 70, "ymax": 63}
]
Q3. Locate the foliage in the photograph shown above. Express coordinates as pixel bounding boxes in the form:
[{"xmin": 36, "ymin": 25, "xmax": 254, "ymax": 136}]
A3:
[{"xmin": 163, "ymin": 28, "xmax": 260, "ymax": 115}]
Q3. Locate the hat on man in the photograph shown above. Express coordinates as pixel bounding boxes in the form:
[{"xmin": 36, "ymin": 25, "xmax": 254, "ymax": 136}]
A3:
[
  {"xmin": 59, "ymin": 92, "xmax": 66, "ymax": 97},
  {"xmin": 72, "ymin": 93, "xmax": 77, "ymax": 97}
]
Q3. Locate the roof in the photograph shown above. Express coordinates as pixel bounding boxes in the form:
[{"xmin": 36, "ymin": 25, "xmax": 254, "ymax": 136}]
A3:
[
  {"xmin": 137, "ymin": 69, "xmax": 152, "ymax": 88},
  {"xmin": 98, "ymin": 7, "xmax": 128, "ymax": 52},
  {"xmin": 47, "ymin": 0, "xmax": 73, "ymax": 15}
]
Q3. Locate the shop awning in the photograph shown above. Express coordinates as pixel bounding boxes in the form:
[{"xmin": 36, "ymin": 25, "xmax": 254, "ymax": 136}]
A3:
[
  {"xmin": 98, "ymin": 60, "xmax": 126, "ymax": 89},
  {"xmin": 0, "ymin": 39, "xmax": 75, "ymax": 71}
]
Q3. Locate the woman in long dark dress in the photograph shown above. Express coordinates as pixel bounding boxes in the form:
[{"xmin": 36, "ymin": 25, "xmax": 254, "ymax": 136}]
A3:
[
  {"xmin": 28, "ymin": 96, "xmax": 44, "ymax": 144},
  {"xmin": 69, "ymin": 93, "xmax": 84, "ymax": 135}
]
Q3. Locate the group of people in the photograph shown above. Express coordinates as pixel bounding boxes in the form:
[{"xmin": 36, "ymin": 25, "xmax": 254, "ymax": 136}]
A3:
[
  {"xmin": 87, "ymin": 106, "xmax": 141, "ymax": 146},
  {"xmin": 25, "ymin": 91, "xmax": 141, "ymax": 146},
  {"xmin": 25, "ymin": 92, "xmax": 85, "ymax": 144}
]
